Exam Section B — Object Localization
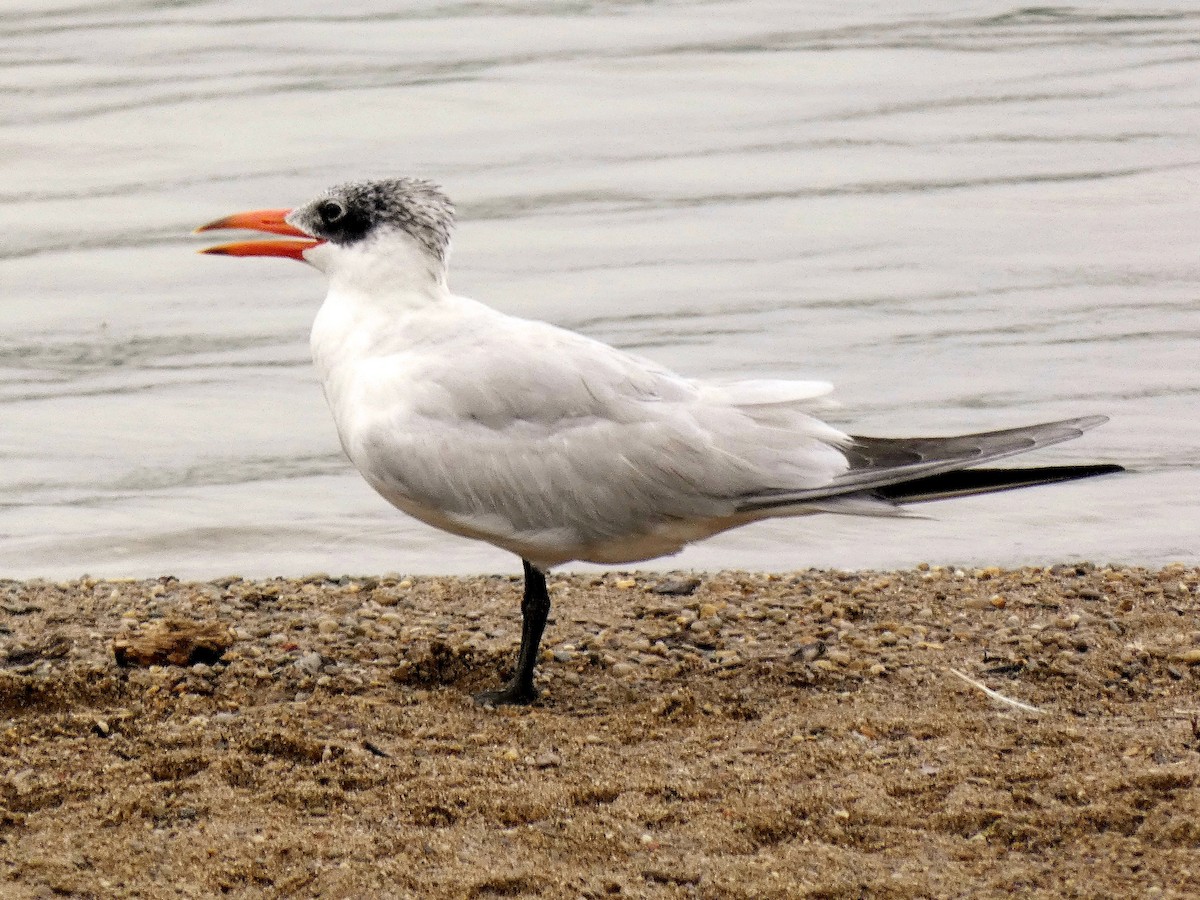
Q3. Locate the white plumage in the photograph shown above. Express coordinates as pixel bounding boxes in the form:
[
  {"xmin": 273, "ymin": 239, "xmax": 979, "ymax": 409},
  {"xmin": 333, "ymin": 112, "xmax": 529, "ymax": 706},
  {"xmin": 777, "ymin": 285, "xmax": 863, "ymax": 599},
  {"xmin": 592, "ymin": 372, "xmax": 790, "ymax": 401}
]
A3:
[
  {"xmin": 198, "ymin": 177, "xmax": 1119, "ymax": 704},
  {"xmin": 311, "ymin": 288, "xmax": 852, "ymax": 568}
]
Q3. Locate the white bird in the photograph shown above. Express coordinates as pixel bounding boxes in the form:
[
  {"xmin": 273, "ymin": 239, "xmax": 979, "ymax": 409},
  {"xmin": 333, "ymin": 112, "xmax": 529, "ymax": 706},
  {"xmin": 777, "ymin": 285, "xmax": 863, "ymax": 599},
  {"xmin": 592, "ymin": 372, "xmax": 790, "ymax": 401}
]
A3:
[{"xmin": 197, "ymin": 178, "xmax": 1121, "ymax": 705}]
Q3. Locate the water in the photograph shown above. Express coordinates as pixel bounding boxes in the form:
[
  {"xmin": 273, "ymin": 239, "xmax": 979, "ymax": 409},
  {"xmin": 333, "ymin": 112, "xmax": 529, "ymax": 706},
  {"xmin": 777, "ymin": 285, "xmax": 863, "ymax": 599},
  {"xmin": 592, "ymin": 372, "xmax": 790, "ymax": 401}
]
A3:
[{"xmin": 2, "ymin": 1, "xmax": 1197, "ymax": 579}]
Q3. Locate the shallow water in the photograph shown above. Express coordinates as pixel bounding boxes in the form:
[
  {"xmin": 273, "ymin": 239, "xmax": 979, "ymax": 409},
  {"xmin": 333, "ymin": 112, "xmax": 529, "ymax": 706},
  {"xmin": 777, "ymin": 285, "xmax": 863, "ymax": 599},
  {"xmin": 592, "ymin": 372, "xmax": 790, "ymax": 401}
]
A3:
[{"xmin": 2, "ymin": 1, "xmax": 1197, "ymax": 579}]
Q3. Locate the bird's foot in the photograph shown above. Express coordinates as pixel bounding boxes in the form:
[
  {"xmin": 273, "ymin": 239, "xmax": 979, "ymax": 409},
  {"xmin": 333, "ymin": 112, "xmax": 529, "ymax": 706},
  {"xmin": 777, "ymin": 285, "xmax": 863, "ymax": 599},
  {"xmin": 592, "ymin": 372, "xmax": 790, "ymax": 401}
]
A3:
[{"xmin": 473, "ymin": 679, "xmax": 539, "ymax": 707}]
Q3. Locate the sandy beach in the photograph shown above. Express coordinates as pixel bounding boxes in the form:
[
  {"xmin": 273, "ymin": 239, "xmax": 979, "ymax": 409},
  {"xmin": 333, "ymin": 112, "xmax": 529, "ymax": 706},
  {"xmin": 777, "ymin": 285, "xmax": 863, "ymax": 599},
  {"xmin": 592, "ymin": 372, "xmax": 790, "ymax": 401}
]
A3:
[{"xmin": 2, "ymin": 564, "xmax": 1198, "ymax": 898}]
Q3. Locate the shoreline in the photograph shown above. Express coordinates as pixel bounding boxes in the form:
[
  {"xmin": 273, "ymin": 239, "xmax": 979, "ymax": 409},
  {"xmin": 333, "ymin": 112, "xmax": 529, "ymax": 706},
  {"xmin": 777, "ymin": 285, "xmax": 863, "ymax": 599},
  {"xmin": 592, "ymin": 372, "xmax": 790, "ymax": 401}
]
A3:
[{"xmin": 3, "ymin": 565, "xmax": 1199, "ymax": 897}]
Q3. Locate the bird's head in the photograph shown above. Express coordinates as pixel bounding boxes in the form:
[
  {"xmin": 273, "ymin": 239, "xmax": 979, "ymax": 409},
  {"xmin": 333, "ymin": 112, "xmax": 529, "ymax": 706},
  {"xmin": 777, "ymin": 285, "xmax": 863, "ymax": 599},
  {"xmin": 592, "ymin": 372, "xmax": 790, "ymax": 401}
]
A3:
[{"xmin": 196, "ymin": 178, "xmax": 456, "ymax": 293}]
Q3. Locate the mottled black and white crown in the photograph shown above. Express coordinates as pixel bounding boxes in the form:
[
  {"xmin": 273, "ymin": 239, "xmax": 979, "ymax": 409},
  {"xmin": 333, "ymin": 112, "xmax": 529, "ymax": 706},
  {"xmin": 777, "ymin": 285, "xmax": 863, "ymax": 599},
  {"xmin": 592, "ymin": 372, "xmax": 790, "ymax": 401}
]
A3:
[{"xmin": 287, "ymin": 178, "xmax": 455, "ymax": 262}]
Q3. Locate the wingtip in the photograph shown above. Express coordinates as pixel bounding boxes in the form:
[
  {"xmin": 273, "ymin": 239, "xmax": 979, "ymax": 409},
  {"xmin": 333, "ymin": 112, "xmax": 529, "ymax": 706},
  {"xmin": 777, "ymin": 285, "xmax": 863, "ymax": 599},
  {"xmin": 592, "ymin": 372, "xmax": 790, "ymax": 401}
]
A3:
[{"xmin": 1074, "ymin": 414, "xmax": 1110, "ymax": 430}]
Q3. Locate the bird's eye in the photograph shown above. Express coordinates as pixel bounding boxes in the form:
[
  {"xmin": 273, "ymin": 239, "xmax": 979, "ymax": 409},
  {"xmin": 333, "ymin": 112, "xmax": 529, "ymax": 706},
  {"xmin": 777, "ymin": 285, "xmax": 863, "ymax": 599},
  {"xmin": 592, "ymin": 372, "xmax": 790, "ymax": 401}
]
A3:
[{"xmin": 318, "ymin": 200, "xmax": 346, "ymax": 223}]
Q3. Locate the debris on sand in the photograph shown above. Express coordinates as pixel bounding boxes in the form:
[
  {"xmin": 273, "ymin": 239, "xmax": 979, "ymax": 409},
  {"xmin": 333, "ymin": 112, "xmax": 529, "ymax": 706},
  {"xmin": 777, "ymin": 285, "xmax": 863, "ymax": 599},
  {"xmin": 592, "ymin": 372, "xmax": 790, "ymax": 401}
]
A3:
[{"xmin": 112, "ymin": 619, "xmax": 234, "ymax": 667}]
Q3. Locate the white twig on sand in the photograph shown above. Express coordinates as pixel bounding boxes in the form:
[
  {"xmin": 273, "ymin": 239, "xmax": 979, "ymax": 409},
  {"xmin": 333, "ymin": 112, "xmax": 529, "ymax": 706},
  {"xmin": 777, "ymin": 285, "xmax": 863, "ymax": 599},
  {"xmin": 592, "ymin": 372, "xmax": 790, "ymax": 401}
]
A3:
[{"xmin": 947, "ymin": 667, "xmax": 1044, "ymax": 715}]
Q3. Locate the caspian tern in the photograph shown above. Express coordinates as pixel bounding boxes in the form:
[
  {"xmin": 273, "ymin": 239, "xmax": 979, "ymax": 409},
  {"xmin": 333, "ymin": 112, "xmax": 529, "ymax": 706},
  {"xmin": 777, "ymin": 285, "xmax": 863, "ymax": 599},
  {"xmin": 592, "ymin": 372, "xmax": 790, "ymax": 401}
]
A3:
[{"xmin": 197, "ymin": 178, "xmax": 1122, "ymax": 705}]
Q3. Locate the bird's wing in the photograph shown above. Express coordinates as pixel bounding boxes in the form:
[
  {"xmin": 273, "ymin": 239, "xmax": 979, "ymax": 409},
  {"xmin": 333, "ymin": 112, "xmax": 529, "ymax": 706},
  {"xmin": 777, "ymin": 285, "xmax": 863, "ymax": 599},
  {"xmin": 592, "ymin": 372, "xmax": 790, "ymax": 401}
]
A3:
[
  {"xmin": 343, "ymin": 312, "xmax": 851, "ymax": 549},
  {"xmin": 735, "ymin": 416, "xmax": 1109, "ymax": 512}
]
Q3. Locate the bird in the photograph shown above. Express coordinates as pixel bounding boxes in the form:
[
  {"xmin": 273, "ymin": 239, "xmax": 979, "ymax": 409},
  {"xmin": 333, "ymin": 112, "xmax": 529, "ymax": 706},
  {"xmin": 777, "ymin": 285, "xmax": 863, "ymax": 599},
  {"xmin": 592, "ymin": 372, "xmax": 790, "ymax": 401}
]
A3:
[{"xmin": 196, "ymin": 177, "xmax": 1122, "ymax": 706}]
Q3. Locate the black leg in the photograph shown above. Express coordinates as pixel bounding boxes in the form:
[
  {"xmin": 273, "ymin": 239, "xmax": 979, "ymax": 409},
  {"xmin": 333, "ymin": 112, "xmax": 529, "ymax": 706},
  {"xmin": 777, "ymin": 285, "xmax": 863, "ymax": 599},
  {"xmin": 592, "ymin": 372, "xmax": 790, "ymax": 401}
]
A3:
[{"xmin": 473, "ymin": 560, "xmax": 551, "ymax": 706}]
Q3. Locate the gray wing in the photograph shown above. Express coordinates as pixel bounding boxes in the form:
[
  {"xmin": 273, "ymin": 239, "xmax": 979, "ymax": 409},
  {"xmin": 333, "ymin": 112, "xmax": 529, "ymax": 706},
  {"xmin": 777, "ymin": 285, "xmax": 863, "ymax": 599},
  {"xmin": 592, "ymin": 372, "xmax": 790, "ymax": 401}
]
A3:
[
  {"xmin": 735, "ymin": 416, "xmax": 1109, "ymax": 512},
  {"xmin": 347, "ymin": 313, "xmax": 851, "ymax": 547}
]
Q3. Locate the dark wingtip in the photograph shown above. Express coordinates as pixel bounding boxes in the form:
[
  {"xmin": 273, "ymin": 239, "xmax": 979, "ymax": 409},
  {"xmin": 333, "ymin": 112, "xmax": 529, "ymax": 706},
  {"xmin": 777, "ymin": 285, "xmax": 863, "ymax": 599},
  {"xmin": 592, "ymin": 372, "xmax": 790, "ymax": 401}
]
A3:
[{"xmin": 876, "ymin": 463, "xmax": 1125, "ymax": 504}]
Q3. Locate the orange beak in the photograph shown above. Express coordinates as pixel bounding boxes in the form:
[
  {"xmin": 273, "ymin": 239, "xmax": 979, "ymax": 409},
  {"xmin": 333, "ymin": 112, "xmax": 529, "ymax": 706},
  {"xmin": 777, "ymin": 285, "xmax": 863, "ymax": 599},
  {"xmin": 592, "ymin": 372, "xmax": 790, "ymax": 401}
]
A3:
[{"xmin": 194, "ymin": 208, "xmax": 322, "ymax": 261}]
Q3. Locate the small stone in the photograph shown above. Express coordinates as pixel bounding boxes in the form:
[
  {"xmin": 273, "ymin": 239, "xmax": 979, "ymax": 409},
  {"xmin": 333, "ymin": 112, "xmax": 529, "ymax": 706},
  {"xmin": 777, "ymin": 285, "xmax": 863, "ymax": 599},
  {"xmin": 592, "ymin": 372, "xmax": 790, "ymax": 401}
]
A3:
[
  {"xmin": 615, "ymin": 579, "xmax": 637, "ymax": 590},
  {"xmin": 316, "ymin": 619, "xmax": 339, "ymax": 635},
  {"xmin": 294, "ymin": 652, "xmax": 323, "ymax": 675},
  {"xmin": 653, "ymin": 577, "xmax": 702, "ymax": 597},
  {"xmin": 533, "ymin": 751, "xmax": 562, "ymax": 769}
]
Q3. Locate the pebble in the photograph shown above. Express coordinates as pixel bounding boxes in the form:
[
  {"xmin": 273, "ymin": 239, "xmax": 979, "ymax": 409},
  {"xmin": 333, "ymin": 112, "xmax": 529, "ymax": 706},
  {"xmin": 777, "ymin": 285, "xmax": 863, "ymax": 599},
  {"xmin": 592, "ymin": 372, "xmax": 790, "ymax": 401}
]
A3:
[
  {"xmin": 653, "ymin": 577, "xmax": 702, "ymax": 596},
  {"xmin": 294, "ymin": 652, "xmax": 323, "ymax": 675},
  {"xmin": 533, "ymin": 751, "xmax": 562, "ymax": 769}
]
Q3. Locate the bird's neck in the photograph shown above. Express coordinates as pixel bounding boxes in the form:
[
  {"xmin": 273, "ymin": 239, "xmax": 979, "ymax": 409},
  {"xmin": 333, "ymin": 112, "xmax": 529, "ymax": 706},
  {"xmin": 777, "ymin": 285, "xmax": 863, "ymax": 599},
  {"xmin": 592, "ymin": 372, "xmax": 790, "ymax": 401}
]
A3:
[
  {"xmin": 307, "ymin": 237, "xmax": 452, "ymax": 387},
  {"xmin": 311, "ymin": 286, "xmax": 449, "ymax": 389},
  {"xmin": 318, "ymin": 238, "xmax": 449, "ymax": 307}
]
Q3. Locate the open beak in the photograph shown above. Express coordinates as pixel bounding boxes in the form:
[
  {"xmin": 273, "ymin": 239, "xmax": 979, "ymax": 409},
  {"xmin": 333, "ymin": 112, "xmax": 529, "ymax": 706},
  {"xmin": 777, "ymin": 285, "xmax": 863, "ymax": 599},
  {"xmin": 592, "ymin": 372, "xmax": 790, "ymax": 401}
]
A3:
[{"xmin": 194, "ymin": 208, "xmax": 322, "ymax": 261}]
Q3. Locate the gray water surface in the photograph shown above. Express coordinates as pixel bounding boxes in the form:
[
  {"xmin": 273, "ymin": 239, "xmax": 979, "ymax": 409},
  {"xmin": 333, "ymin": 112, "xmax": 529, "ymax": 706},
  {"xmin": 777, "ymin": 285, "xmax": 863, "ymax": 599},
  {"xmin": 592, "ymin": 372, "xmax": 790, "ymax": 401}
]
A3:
[{"xmin": 2, "ymin": 1, "xmax": 1197, "ymax": 579}]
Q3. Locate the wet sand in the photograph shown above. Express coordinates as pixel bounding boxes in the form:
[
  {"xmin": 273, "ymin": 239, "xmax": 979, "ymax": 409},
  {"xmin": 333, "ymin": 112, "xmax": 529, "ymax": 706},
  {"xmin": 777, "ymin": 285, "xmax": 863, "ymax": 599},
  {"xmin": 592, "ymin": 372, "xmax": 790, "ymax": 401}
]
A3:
[{"xmin": 2, "ymin": 565, "xmax": 1198, "ymax": 898}]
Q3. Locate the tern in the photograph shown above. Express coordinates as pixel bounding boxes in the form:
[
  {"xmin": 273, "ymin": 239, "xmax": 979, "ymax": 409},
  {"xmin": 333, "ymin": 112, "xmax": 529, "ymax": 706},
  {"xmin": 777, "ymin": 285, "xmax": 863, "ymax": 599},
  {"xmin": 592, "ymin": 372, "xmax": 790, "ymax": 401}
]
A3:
[{"xmin": 197, "ymin": 178, "xmax": 1122, "ymax": 705}]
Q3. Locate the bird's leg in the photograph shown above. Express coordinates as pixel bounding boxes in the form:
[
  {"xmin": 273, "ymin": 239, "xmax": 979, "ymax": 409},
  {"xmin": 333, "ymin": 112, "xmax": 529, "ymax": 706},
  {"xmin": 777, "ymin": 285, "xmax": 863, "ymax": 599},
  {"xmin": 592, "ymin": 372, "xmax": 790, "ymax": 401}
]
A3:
[{"xmin": 473, "ymin": 560, "xmax": 551, "ymax": 706}]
